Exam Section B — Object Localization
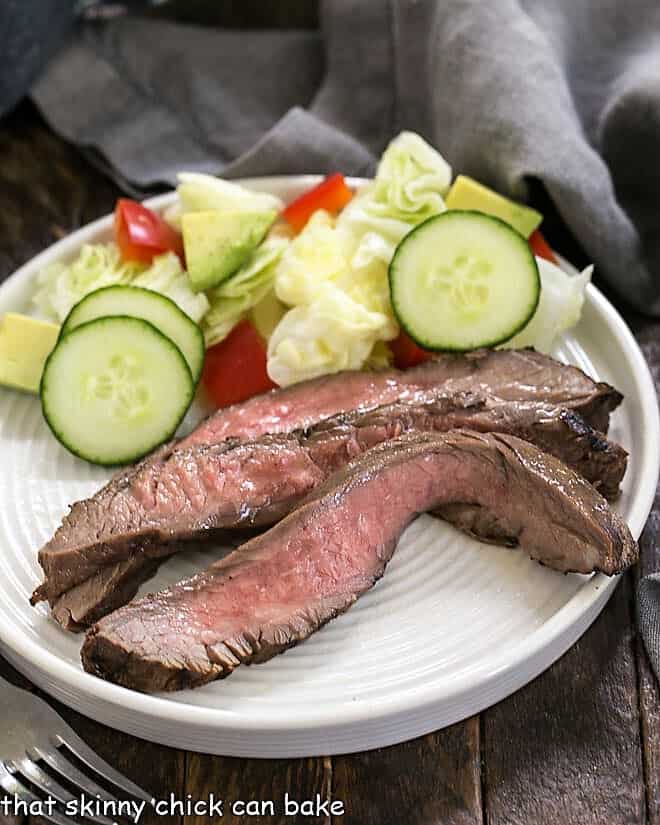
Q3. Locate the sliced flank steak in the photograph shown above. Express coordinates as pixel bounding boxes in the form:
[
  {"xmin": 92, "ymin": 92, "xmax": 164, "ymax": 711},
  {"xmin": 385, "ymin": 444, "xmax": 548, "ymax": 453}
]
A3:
[
  {"xmin": 81, "ymin": 431, "xmax": 637, "ymax": 693},
  {"xmin": 177, "ymin": 347, "xmax": 622, "ymax": 448},
  {"xmin": 33, "ymin": 392, "xmax": 626, "ymax": 628}
]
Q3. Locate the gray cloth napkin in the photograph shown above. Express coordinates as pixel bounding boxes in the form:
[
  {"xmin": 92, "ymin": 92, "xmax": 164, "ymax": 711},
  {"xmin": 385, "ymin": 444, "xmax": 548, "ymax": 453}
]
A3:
[
  {"xmin": 639, "ymin": 570, "xmax": 660, "ymax": 679},
  {"xmin": 31, "ymin": 0, "xmax": 660, "ymax": 315},
  {"xmin": 29, "ymin": 0, "xmax": 660, "ymax": 673}
]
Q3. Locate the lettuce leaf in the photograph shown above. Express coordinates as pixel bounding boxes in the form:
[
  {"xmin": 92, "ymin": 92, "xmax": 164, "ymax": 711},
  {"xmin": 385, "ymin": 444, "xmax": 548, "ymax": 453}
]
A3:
[
  {"xmin": 338, "ymin": 131, "xmax": 452, "ymax": 267},
  {"xmin": 165, "ymin": 172, "xmax": 284, "ymax": 228},
  {"xmin": 33, "ymin": 243, "xmax": 142, "ymax": 322},
  {"xmin": 33, "ymin": 244, "xmax": 209, "ymax": 325},
  {"xmin": 267, "ymin": 283, "xmax": 395, "ymax": 386},
  {"xmin": 250, "ymin": 288, "xmax": 287, "ymax": 341},
  {"xmin": 504, "ymin": 257, "xmax": 592, "ymax": 353},
  {"xmin": 365, "ymin": 339, "xmax": 394, "ymax": 369},
  {"xmin": 202, "ymin": 238, "xmax": 287, "ymax": 347},
  {"xmin": 370, "ymin": 131, "xmax": 452, "ymax": 219},
  {"xmin": 267, "ymin": 208, "xmax": 397, "ymax": 385},
  {"xmin": 275, "ymin": 210, "xmax": 351, "ymax": 306},
  {"xmin": 132, "ymin": 251, "xmax": 210, "ymax": 323},
  {"xmin": 275, "ymin": 209, "xmax": 394, "ymax": 319}
]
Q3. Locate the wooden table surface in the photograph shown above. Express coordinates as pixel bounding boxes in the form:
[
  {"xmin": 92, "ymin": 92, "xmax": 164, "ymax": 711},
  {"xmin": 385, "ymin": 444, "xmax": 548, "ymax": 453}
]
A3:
[{"xmin": 1, "ymin": 98, "xmax": 659, "ymax": 825}]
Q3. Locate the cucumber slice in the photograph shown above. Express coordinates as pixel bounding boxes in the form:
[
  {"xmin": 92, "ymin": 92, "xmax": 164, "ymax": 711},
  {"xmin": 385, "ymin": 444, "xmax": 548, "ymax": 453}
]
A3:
[
  {"xmin": 61, "ymin": 285, "xmax": 205, "ymax": 383},
  {"xmin": 389, "ymin": 210, "xmax": 540, "ymax": 351},
  {"xmin": 41, "ymin": 316, "xmax": 194, "ymax": 465}
]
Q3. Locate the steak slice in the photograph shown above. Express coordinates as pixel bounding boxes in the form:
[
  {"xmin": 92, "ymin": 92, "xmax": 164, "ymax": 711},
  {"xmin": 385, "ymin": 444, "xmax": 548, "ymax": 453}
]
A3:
[
  {"xmin": 81, "ymin": 431, "xmax": 637, "ymax": 693},
  {"xmin": 179, "ymin": 347, "xmax": 622, "ymax": 448},
  {"xmin": 51, "ymin": 556, "xmax": 160, "ymax": 631},
  {"xmin": 33, "ymin": 392, "xmax": 627, "ymax": 616},
  {"xmin": 322, "ymin": 396, "xmax": 627, "ymax": 501},
  {"xmin": 50, "ymin": 535, "xmax": 248, "ymax": 631},
  {"xmin": 33, "ymin": 347, "xmax": 621, "ymax": 609}
]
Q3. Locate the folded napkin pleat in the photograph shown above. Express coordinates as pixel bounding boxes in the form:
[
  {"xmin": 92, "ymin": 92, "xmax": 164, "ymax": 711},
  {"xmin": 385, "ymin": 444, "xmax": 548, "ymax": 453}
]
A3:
[
  {"xmin": 33, "ymin": 18, "xmax": 325, "ymax": 186},
  {"xmin": 30, "ymin": 0, "xmax": 660, "ymax": 316},
  {"xmin": 638, "ymin": 565, "xmax": 660, "ymax": 679},
  {"xmin": 224, "ymin": 107, "xmax": 375, "ymax": 180}
]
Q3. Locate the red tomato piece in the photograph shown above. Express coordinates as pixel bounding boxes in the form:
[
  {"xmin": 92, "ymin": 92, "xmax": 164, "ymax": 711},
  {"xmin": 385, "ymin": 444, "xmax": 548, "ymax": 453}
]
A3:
[
  {"xmin": 389, "ymin": 330, "xmax": 434, "ymax": 370},
  {"xmin": 114, "ymin": 198, "xmax": 184, "ymax": 264},
  {"xmin": 529, "ymin": 229, "xmax": 557, "ymax": 263},
  {"xmin": 282, "ymin": 173, "xmax": 353, "ymax": 233},
  {"xmin": 202, "ymin": 320, "xmax": 276, "ymax": 408}
]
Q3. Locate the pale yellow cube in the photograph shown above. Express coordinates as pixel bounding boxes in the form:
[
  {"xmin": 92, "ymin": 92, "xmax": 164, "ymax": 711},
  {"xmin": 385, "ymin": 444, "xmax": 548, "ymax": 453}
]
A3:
[
  {"xmin": 445, "ymin": 175, "xmax": 542, "ymax": 238},
  {"xmin": 0, "ymin": 313, "xmax": 60, "ymax": 393}
]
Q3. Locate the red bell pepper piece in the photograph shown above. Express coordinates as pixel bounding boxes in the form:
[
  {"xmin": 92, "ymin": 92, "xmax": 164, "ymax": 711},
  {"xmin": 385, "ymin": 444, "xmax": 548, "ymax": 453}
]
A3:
[
  {"xmin": 114, "ymin": 198, "xmax": 184, "ymax": 264},
  {"xmin": 282, "ymin": 173, "xmax": 353, "ymax": 233},
  {"xmin": 389, "ymin": 330, "xmax": 434, "ymax": 370},
  {"xmin": 202, "ymin": 320, "xmax": 276, "ymax": 408},
  {"xmin": 529, "ymin": 229, "xmax": 557, "ymax": 264}
]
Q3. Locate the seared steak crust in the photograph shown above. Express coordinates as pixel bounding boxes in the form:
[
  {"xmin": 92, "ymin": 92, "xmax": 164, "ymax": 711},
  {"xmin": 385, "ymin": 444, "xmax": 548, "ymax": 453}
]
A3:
[
  {"xmin": 179, "ymin": 347, "xmax": 622, "ymax": 448},
  {"xmin": 81, "ymin": 431, "xmax": 637, "ymax": 693},
  {"xmin": 33, "ymin": 392, "xmax": 626, "ymax": 622}
]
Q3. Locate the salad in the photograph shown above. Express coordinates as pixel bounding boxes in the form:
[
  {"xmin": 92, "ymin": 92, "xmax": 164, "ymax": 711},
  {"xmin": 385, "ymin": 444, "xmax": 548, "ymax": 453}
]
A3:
[{"xmin": 0, "ymin": 131, "xmax": 592, "ymax": 465}]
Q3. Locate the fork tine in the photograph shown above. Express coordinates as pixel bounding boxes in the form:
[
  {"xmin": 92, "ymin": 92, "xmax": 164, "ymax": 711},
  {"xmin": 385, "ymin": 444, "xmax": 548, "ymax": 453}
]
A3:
[
  {"xmin": 33, "ymin": 745, "xmax": 121, "ymax": 807},
  {"xmin": 54, "ymin": 732, "xmax": 153, "ymax": 803},
  {"xmin": 13, "ymin": 757, "xmax": 75, "ymax": 805},
  {"xmin": 18, "ymin": 756, "xmax": 116, "ymax": 825},
  {"xmin": 0, "ymin": 762, "xmax": 79, "ymax": 825}
]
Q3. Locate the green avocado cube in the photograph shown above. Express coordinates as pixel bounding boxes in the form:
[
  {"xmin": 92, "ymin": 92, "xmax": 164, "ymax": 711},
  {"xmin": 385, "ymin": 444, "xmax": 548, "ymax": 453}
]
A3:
[
  {"xmin": 445, "ymin": 175, "xmax": 542, "ymax": 238},
  {"xmin": 183, "ymin": 209, "xmax": 277, "ymax": 293}
]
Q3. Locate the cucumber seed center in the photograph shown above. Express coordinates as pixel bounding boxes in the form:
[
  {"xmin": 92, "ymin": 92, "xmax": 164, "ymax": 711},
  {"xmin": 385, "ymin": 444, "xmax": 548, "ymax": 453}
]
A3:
[
  {"xmin": 85, "ymin": 353, "xmax": 150, "ymax": 419},
  {"xmin": 425, "ymin": 253, "xmax": 492, "ymax": 316}
]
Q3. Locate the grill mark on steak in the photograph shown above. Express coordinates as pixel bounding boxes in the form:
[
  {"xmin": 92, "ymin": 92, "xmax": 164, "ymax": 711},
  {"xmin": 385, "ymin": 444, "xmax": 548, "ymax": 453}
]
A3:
[
  {"xmin": 81, "ymin": 431, "xmax": 637, "ymax": 693},
  {"xmin": 32, "ymin": 392, "xmax": 627, "ymax": 622}
]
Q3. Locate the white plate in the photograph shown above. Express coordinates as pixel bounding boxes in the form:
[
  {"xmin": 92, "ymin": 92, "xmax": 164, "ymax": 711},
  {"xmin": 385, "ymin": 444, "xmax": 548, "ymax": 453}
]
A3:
[{"xmin": 0, "ymin": 177, "xmax": 658, "ymax": 758}]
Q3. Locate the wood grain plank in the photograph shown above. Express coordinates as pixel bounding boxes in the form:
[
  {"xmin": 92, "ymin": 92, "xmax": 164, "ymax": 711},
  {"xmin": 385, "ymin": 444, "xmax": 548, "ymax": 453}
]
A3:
[
  {"xmin": 332, "ymin": 720, "xmax": 483, "ymax": 825},
  {"xmin": 0, "ymin": 101, "xmax": 120, "ymax": 281},
  {"xmin": 482, "ymin": 573, "xmax": 646, "ymax": 825},
  {"xmin": 631, "ymin": 321, "xmax": 660, "ymax": 825},
  {"xmin": 0, "ymin": 655, "xmax": 38, "ymax": 692},
  {"xmin": 183, "ymin": 754, "xmax": 331, "ymax": 824}
]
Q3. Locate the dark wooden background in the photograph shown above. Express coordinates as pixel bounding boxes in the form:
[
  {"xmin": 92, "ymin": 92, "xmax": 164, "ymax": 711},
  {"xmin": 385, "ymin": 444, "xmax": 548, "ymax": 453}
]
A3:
[{"xmin": 1, "ymin": 3, "xmax": 660, "ymax": 823}]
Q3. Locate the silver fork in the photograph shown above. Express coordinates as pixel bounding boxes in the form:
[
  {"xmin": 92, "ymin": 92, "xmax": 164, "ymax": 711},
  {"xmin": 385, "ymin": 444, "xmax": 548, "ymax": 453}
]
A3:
[{"xmin": 0, "ymin": 675, "xmax": 152, "ymax": 824}]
